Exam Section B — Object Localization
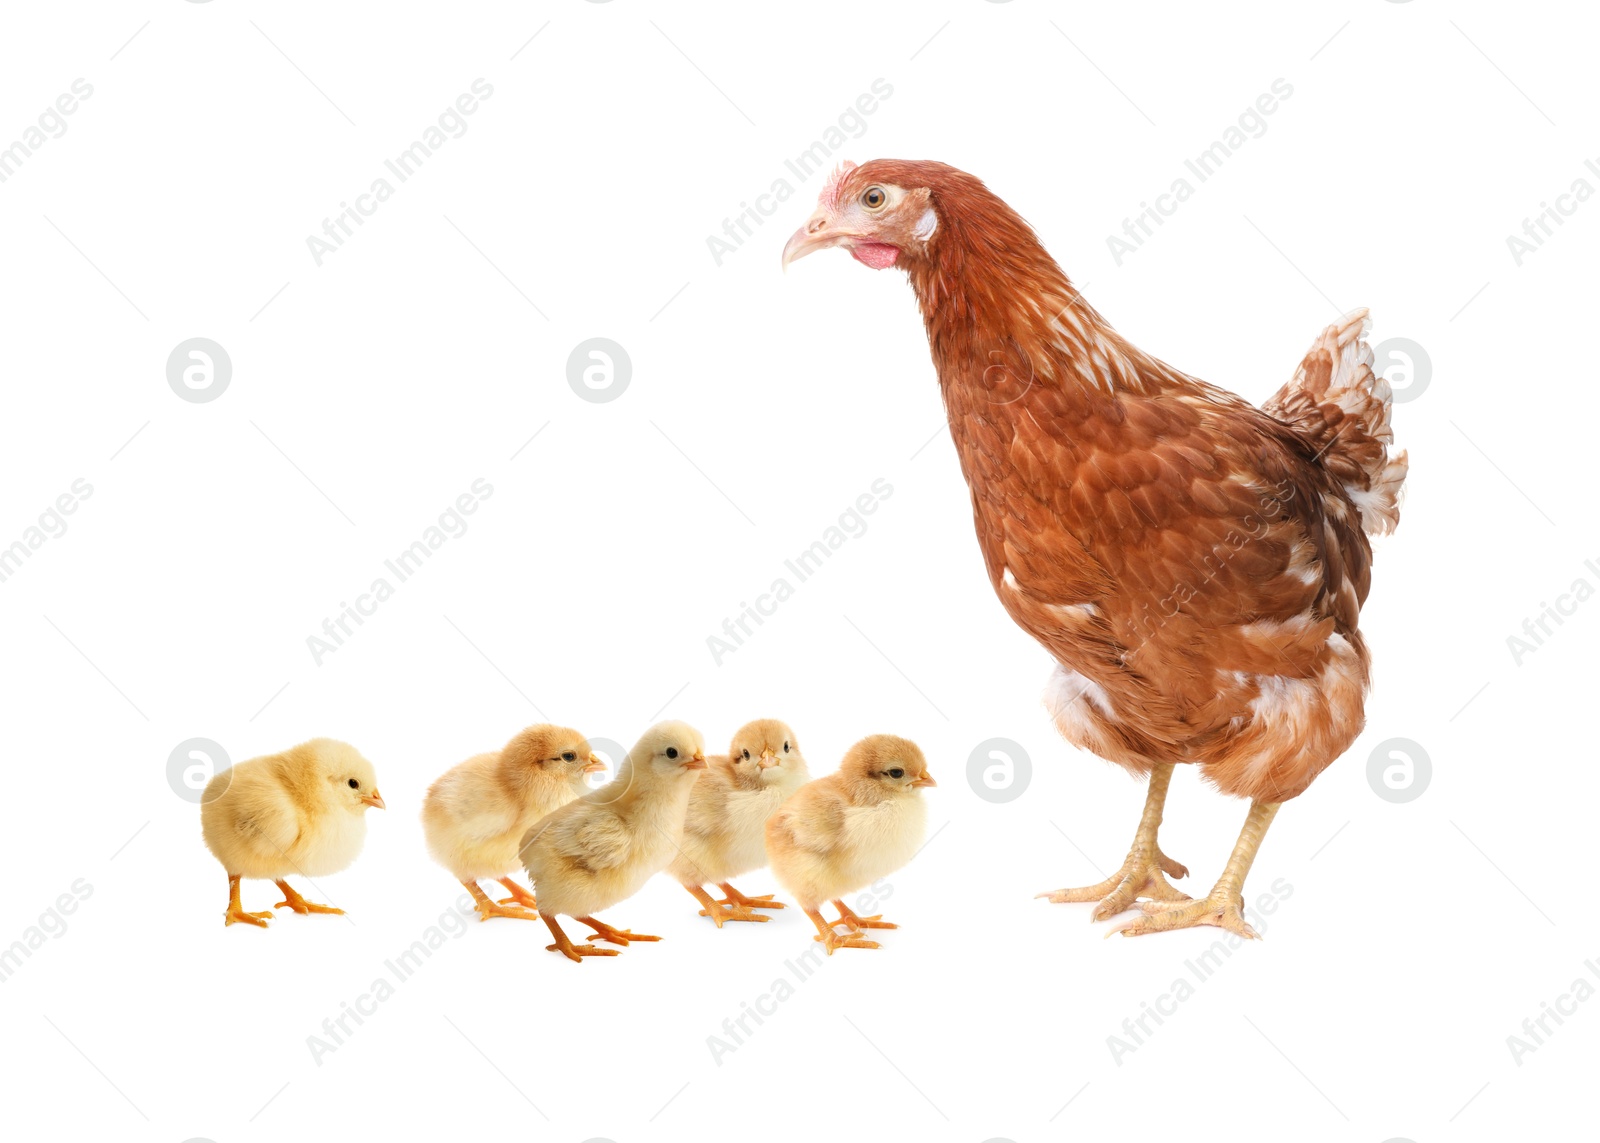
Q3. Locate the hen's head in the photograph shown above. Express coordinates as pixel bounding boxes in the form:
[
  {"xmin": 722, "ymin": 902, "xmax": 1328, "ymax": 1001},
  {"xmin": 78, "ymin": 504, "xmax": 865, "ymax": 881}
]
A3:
[{"xmin": 781, "ymin": 159, "xmax": 992, "ymax": 272}]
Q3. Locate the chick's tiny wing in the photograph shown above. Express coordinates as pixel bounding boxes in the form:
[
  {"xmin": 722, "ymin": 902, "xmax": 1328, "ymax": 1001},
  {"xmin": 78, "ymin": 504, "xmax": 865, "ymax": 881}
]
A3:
[
  {"xmin": 545, "ymin": 807, "xmax": 633, "ymax": 873},
  {"xmin": 774, "ymin": 781, "xmax": 849, "ymax": 855}
]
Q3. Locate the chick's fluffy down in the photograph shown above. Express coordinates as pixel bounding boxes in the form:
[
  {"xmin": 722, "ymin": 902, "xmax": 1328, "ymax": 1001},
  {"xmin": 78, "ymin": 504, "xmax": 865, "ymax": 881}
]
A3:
[{"xmin": 201, "ymin": 738, "xmax": 378, "ymax": 879}]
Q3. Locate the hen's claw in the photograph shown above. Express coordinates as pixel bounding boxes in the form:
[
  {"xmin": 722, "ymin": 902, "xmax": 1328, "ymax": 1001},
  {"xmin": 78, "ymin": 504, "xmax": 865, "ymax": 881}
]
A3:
[
  {"xmin": 1038, "ymin": 846, "xmax": 1190, "ymax": 921},
  {"xmin": 1113, "ymin": 893, "xmax": 1259, "ymax": 939}
]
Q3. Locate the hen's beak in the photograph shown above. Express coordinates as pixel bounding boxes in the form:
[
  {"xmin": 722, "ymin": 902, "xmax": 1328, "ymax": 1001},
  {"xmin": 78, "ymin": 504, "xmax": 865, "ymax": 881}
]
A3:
[
  {"xmin": 782, "ymin": 212, "xmax": 847, "ymax": 269},
  {"xmin": 757, "ymin": 749, "xmax": 778, "ymax": 770},
  {"xmin": 684, "ymin": 751, "xmax": 708, "ymax": 771},
  {"xmin": 361, "ymin": 789, "xmax": 387, "ymax": 809},
  {"xmin": 583, "ymin": 752, "xmax": 607, "ymax": 774},
  {"xmin": 910, "ymin": 774, "xmax": 937, "ymax": 789}
]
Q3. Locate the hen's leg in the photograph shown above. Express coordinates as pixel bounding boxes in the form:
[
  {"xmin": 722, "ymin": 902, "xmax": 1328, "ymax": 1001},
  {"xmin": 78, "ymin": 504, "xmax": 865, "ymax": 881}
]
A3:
[
  {"xmin": 1117, "ymin": 800, "xmax": 1280, "ymax": 939},
  {"xmin": 464, "ymin": 880, "xmax": 539, "ymax": 921},
  {"xmin": 494, "ymin": 877, "xmax": 540, "ymax": 911},
  {"xmin": 273, "ymin": 880, "xmax": 344, "ymax": 916},
  {"xmin": 714, "ymin": 881, "xmax": 786, "ymax": 911},
  {"xmin": 543, "ymin": 913, "xmax": 619, "ymax": 961},
  {"xmin": 223, "ymin": 874, "xmax": 272, "ymax": 927},
  {"xmin": 1038, "ymin": 762, "xmax": 1190, "ymax": 920},
  {"xmin": 686, "ymin": 884, "xmax": 767, "ymax": 926}
]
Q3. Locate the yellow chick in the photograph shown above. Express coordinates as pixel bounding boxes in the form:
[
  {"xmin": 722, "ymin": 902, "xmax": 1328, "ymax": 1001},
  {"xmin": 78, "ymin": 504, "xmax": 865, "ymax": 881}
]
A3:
[
  {"xmin": 765, "ymin": 734, "xmax": 936, "ymax": 954},
  {"xmin": 422, "ymin": 724, "xmax": 604, "ymax": 921},
  {"xmin": 200, "ymin": 738, "xmax": 385, "ymax": 927},
  {"xmin": 520, "ymin": 720, "xmax": 707, "ymax": 962},
  {"xmin": 669, "ymin": 719, "xmax": 809, "ymax": 926}
]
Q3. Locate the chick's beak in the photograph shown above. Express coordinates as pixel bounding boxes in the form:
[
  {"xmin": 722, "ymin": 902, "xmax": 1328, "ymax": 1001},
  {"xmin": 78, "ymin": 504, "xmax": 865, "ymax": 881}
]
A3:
[
  {"xmin": 910, "ymin": 774, "xmax": 937, "ymax": 789},
  {"xmin": 782, "ymin": 212, "xmax": 847, "ymax": 269},
  {"xmin": 583, "ymin": 752, "xmax": 607, "ymax": 774},
  {"xmin": 684, "ymin": 751, "xmax": 708, "ymax": 771},
  {"xmin": 757, "ymin": 749, "xmax": 778, "ymax": 770},
  {"xmin": 361, "ymin": 789, "xmax": 387, "ymax": 809}
]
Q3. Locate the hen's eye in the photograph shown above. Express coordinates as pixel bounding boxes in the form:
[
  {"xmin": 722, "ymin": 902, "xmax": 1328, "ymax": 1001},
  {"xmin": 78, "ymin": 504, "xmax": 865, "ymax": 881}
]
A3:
[
  {"xmin": 561, "ymin": 751, "xmax": 576, "ymax": 762},
  {"xmin": 741, "ymin": 749, "xmax": 750, "ymax": 761},
  {"xmin": 666, "ymin": 747, "xmax": 679, "ymax": 760},
  {"xmin": 348, "ymin": 778, "xmax": 359, "ymax": 788},
  {"xmin": 887, "ymin": 768, "xmax": 905, "ymax": 779},
  {"xmin": 862, "ymin": 186, "xmax": 887, "ymax": 209}
]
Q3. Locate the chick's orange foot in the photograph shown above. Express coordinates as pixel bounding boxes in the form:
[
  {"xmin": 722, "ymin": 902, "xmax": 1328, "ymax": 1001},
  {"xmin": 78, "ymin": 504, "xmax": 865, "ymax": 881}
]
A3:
[
  {"xmin": 224, "ymin": 907, "xmax": 272, "ymax": 928},
  {"xmin": 714, "ymin": 883, "xmax": 786, "ymax": 911},
  {"xmin": 463, "ymin": 880, "xmax": 538, "ymax": 922},
  {"xmin": 697, "ymin": 905, "xmax": 771, "ymax": 924},
  {"xmin": 272, "ymin": 880, "xmax": 344, "ymax": 916},
  {"xmin": 580, "ymin": 916, "xmax": 661, "ymax": 946},
  {"xmin": 832, "ymin": 899, "xmax": 896, "ymax": 931},
  {"xmin": 804, "ymin": 907, "xmax": 882, "ymax": 954},
  {"xmin": 494, "ymin": 877, "xmax": 539, "ymax": 910},
  {"xmin": 541, "ymin": 915, "xmax": 621, "ymax": 962}
]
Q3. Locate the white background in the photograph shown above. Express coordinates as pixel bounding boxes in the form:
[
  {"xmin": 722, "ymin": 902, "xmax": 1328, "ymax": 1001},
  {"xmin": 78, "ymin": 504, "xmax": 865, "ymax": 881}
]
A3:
[{"xmin": 0, "ymin": 3, "xmax": 1594, "ymax": 1141}]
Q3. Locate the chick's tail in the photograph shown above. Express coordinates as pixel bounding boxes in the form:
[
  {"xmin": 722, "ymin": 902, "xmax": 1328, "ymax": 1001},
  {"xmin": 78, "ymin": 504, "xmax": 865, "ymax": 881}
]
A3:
[{"xmin": 1264, "ymin": 307, "xmax": 1409, "ymax": 537}]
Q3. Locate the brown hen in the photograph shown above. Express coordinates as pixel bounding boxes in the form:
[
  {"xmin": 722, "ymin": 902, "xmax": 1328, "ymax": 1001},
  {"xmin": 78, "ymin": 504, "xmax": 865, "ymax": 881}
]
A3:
[{"xmin": 784, "ymin": 160, "xmax": 1407, "ymax": 937}]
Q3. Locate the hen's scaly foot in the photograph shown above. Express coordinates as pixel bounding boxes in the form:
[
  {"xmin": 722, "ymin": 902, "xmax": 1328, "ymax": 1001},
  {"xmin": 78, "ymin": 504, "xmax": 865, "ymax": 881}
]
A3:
[
  {"xmin": 494, "ymin": 877, "xmax": 539, "ymax": 910},
  {"xmin": 580, "ymin": 916, "xmax": 661, "ymax": 946},
  {"xmin": 1037, "ymin": 846, "xmax": 1190, "ymax": 921},
  {"xmin": 224, "ymin": 907, "xmax": 272, "ymax": 928},
  {"xmin": 1113, "ymin": 893, "xmax": 1260, "ymax": 939},
  {"xmin": 716, "ymin": 883, "xmax": 786, "ymax": 910},
  {"xmin": 273, "ymin": 881, "xmax": 344, "ymax": 916}
]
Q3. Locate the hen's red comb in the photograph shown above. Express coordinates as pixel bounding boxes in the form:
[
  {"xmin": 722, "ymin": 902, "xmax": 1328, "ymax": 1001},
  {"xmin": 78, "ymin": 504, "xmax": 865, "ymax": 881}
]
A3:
[{"xmin": 820, "ymin": 160, "xmax": 858, "ymax": 210}]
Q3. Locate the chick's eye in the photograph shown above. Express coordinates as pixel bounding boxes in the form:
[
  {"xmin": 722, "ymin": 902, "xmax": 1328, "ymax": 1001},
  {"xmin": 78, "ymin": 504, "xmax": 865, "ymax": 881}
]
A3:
[
  {"xmin": 666, "ymin": 747, "xmax": 679, "ymax": 760},
  {"xmin": 784, "ymin": 742, "xmax": 790, "ymax": 753},
  {"xmin": 561, "ymin": 751, "xmax": 576, "ymax": 762},
  {"xmin": 741, "ymin": 749, "xmax": 750, "ymax": 761},
  {"xmin": 887, "ymin": 768, "xmax": 905, "ymax": 779},
  {"xmin": 348, "ymin": 778, "xmax": 360, "ymax": 788},
  {"xmin": 862, "ymin": 186, "xmax": 887, "ymax": 209}
]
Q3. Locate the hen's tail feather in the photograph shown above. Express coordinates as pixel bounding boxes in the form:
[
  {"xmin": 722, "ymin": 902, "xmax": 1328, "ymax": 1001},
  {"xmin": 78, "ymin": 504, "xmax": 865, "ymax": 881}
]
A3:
[{"xmin": 1263, "ymin": 307, "xmax": 1408, "ymax": 536}]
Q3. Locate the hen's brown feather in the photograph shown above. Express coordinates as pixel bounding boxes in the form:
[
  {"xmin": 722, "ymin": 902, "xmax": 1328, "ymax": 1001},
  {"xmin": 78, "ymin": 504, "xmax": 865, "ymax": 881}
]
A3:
[{"xmin": 858, "ymin": 161, "xmax": 1406, "ymax": 803}]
